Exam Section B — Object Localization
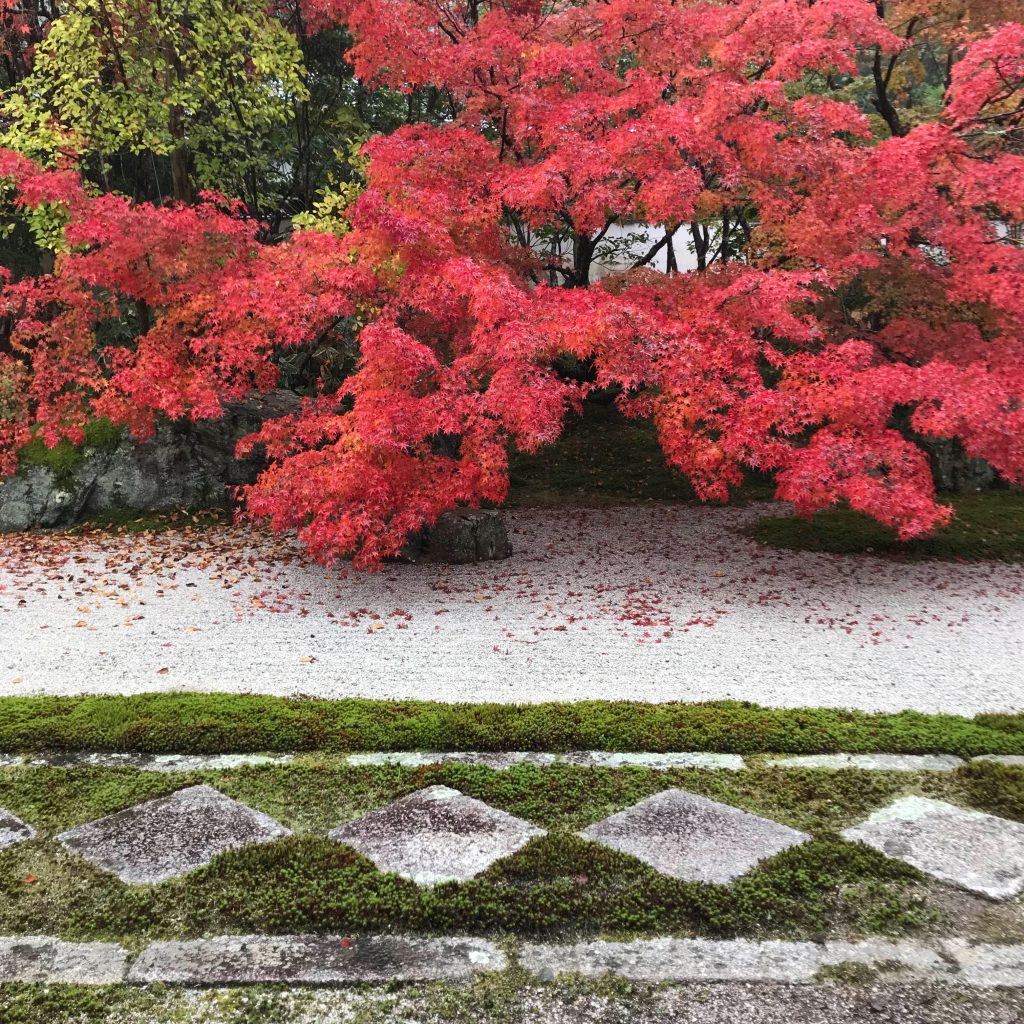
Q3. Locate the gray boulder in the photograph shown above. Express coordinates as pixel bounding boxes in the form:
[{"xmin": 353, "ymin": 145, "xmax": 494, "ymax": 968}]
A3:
[
  {"xmin": 400, "ymin": 509, "xmax": 513, "ymax": 564},
  {"xmin": 0, "ymin": 467, "xmax": 92, "ymax": 531},
  {"xmin": 426, "ymin": 509, "xmax": 513, "ymax": 564},
  {"xmin": 924, "ymin": 438, "xmax": 999, "ymax": 494},
  {"xmin": 0, "ymin": 390, "xmax": 299, "ymax": 532}
]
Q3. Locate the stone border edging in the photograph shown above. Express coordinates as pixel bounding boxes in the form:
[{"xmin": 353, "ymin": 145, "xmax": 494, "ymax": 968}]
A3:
[
  {"xmin": 127, "ymin": 935, "xmax": 505, "ymax": 985},
  {"xmin": 0, "ymin": 937, "xmax": 127, "ymax": 984},
  {"xmin": 521, "ymin": 938, "xmax": 1024, "ymax": 987},
  {"xmin": 4, "ymin": 750, "xmax": 1022, "ymax": 771},
  {"xmin": 1, "ymin": 936, "xmax": 1023, "ymax": 987},
  {"xmin": 762, "ymin": 754, "xmax": 964, "ymax": 771}
]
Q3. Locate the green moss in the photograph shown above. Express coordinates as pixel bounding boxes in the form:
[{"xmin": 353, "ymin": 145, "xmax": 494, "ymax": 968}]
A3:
[
  {"xmin": 815, "ymin": 961, "xmax": 881, "ymax": 985},
  {"xmin": 955, "ymin": 761, "xmax": 1024, "ymax": 821},
  {"xmin": 2, "ymin": 761, "xmax": 1013, "ymax": 945},
  {"xmin": 0, "ymin": 986, "xmax": 142, "ymax": 1024},
  {"xmin": 0, "ymin": 978, "xmax": 669, "ymax": 1024},
  {"xmin": 0, "ymin": 695, "xmax": 1022, "ymax": 756},
  {"xmin": 752, "ymin": 493, "xmax": 1024, "ymax": 562},
  {"xmin": 17, "ymin": 418, "xmax": 123, "ymax": 487}
]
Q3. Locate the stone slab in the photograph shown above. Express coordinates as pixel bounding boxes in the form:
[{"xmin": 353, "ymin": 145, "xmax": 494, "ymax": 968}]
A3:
[
  {"xmin": 972, "ymin": 755, "xmax": 1024, "ymax": 767},
  {"xmin": 57, "ymin": 783, "xmax": 291, "ymax": 884},
  {"xmin": 0, "ymin": 807, "xmax": 35, "ymax": 849},
  {"xmin": 520, "ymin": 938, "xmax": 952, "ymax": 984},
  {"xmin": 579, "ymin": 789, "xmax": 810, "ymax": 883},
  {"xmin": 345, "ymin": 751, "xmax": 744, "ymax": 770},
  {"xmin": 345, "ymin": 751, "xmax": 559, "ymax": 769},
  {"xmin": 24, "ymin": 752, "xmax": 294, "ymax": 772},
  {"xmin": 127, "ymin": 935, "xmax": 505, "ymax": 985},
  {"xmin": 329, "ymin": 784, "xmax": 544, "ymax": 885},
  {"xmin": 0, "ymin": 937, "xmax": 127, "ymax": 984},
  {"xmin": 945, "ymin": 940, "xmax": 1024, "ymax": 987},
  {"xmin": 842, "ymin": 796, "xmax": 1024, "ymax": 900},
  {"xmin": 562, "ymin": 752, "xmax": 745, "ymax": 771},
  {"xmin": 765, "ymin": 754, "xmax": 963, "ymax": 771}
]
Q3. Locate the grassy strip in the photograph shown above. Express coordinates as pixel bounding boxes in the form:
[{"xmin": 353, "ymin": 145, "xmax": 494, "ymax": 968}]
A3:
[
  {"xmin": 3, "ymin": 761, "xmax": 1023, "ymax": 946},
  {"xmin": 0, "ymin": 695, "xmax": 1023, "ymax": 756},
  {"xmin": 752, "ymin": 493, "xmax": 1024, "ymax": 561},
  {"xmin": 2, "ymin": 977, "xmax": 1021, "ymax": 1024}
]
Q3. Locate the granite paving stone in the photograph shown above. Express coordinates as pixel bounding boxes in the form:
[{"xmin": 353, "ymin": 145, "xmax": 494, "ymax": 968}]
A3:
[
  {"xmin": 0, "ymin": 807, "xmax": 35, "ymax": 848},
  {"xmin": 127, "ymin": 935, "xmax": 505, "ymax": 985},
  {"xmin": 561, "ymin": 752, "xmax": 746, "ymax": 770},
  {"xmin": 344, "ymin": 751, "xmax": 559, "ymax": 769},
  {"xmin": 0, "ymin": 937, "xmax": 127, "ymax": 984},
  {"xmin": 24, "ymin": 752, "xmax": 295, "ymax": 772},
  {"xmin": 520, "ymin": 938, "xmax": 953, "ymax": 984},
  {"xmin": 329, "ymin": 784, "xmax": 545, "ymax": 885},
  {"xmin": 944, "ymin": 940, "xmax": 1024, "ymax": 987},
  {"xmin": 343, "ymin": 751, "xmax": 745, "ymax": 770},
  {"xmin": 842, "ymin": 796, "xmax": 1024, "ymax": 899},
  {"xmin": 579, "ymin": 789, "xmax": 810, "ymax": 883},
  {"xmin": 764, "ymin": 754, "xmax": 963, "ymax": 772},
  {"xmin": 57, "ymin": 783, "xmax": 291, "ymax": 883}
]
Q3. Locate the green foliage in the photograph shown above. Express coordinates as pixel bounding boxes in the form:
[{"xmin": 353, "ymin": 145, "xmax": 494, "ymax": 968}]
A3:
[
  {"xmin": 752, "ymin": 493, "xmax": 1024, "ymax": 561},
  {"xmin": 2, "ymin": 0, "xmax": 307, "ymax": 205},
  {"xmin": 0, "ymin": 694, "xmax": 1022, "ymax": 756}
]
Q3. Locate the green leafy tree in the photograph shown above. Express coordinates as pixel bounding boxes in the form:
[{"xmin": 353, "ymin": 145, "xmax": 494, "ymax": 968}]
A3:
[{"xmin": 2, "ymin": 0, "xmax": 308, "ymax": 205}]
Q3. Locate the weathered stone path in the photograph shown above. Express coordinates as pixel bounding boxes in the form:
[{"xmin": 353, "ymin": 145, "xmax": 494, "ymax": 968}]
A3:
[
  {"xmin": 2, "ymin": 934, "xmax": 1024, "ymax": 987},
  {"xmin": 3, "ymin": 779, "xmax": 1024, "ymax": 898}
]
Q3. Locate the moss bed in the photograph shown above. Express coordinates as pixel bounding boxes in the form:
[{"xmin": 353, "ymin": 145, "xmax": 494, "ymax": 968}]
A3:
[
  {"xmin": 1, "ymin": 695, "xmax": 1023, "ymax": 756},
  {"xmin": 1, "ymin": 759, "xmax": 1023, "ymax": 947},
  {"xmin": 752, "ymin": 492, "xmax": 1024, "ymax": 562}
]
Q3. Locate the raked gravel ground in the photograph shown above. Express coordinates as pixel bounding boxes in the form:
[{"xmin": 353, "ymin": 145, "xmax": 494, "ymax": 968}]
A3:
[{"xmin": 0, "ymin": 503, "xmax": 1021, "ymax": 714}]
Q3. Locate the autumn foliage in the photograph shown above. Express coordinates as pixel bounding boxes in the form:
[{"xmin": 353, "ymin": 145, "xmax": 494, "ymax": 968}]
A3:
[{"xmin": 1, "ymin": 0, "xmax": 1023, "ymax": 565}]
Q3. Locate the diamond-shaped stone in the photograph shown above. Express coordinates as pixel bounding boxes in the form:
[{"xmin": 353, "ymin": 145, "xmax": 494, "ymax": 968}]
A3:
[
  {"xmin": 579, "ymin": 789, "xmax": 810, "ymax": 883},
  {"xmin": 842, "ymin": 796, "xmax": 1024, "ymax": 900},
  {"xmin": 329, "ymin": 785, "xmax": 544, "ymax": 885},
  {"xmin": 57, "ymin": 784, "xmax": 291, "ymax": 884},
  {"xmin": 0, "ymin": 808, "xmax": 35, "ymax": 849}
]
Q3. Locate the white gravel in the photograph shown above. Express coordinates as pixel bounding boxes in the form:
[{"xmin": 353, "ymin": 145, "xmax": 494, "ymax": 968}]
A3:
[{"xmin": 0, "ymin": 503, "xmax": 1021, "ymax": 714}]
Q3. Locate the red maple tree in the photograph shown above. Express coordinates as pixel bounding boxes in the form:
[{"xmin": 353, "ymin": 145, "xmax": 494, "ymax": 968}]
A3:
[{"xmin": 1, "ymin": 0, "xmax": 1022, "ymax": 566}]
